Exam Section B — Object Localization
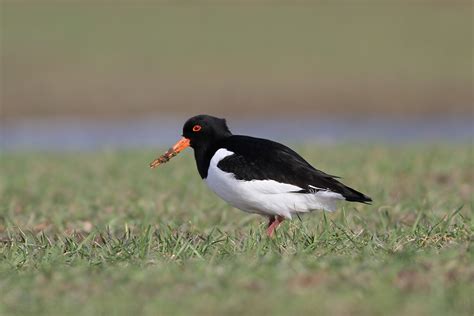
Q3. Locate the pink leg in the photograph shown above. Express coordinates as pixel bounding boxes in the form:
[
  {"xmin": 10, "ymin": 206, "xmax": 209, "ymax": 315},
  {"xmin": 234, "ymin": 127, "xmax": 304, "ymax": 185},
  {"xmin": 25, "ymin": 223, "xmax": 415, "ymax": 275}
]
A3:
[{"xmin": 266, "ymin": 216, "xmax": 285, "ymax": 237}]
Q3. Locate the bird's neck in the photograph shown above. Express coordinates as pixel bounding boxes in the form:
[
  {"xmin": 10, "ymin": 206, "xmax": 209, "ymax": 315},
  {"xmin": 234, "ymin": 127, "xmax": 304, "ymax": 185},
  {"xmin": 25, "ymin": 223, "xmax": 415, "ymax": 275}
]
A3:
[{"xmin": 193, "ymin": 137, "xmax": 228, "ymax": 179}]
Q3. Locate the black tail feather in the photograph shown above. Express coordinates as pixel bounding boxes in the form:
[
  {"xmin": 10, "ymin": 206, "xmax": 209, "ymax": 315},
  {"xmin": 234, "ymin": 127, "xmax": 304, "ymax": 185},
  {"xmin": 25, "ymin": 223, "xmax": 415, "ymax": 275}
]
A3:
[{"xmin": 343, "ymin": 187, "xmax": 372, "ymax": 204}]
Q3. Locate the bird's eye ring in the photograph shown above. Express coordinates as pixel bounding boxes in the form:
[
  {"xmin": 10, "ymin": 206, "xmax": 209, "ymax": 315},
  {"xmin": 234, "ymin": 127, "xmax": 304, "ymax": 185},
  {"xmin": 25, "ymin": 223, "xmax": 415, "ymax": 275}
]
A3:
[{"xmin": 192, "ymin": 125, "xmax": 202, "ymax": 132}]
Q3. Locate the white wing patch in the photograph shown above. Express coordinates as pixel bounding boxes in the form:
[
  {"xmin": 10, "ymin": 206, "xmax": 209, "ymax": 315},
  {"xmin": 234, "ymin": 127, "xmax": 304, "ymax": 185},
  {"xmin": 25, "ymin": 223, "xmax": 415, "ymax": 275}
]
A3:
[{"xmin": 205, "ymin": 148, "xmax": 345, "ymax": 219}]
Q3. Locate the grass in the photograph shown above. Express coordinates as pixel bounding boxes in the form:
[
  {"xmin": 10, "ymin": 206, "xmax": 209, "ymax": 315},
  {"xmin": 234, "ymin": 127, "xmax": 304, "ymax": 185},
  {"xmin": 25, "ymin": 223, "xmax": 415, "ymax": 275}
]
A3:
[
  {"xmin": 3, "ymin": 2, "xmax": 470, "ymax": 79},
  {"xmin": 0, "ymin": 144, "xmax": 472, "ymax": 315},
  {"xmin": 2, "ymin": 2, "xmax": 472, "ymax": 119}
]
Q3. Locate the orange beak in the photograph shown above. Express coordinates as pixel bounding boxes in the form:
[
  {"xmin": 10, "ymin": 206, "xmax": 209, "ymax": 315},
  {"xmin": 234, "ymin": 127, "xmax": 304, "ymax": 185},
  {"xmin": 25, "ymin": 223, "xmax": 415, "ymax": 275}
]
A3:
[{"xmin": 149, "ymin": 137, "xmax": 190, "ymax": 168}]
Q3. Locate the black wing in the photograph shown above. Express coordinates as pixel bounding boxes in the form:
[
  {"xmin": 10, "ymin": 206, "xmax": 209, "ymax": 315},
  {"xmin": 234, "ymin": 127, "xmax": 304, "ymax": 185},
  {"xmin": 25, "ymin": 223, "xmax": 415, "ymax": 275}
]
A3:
[{"xmin": 217, "ymin": 136, "xmax": 371, "ymax": 204}]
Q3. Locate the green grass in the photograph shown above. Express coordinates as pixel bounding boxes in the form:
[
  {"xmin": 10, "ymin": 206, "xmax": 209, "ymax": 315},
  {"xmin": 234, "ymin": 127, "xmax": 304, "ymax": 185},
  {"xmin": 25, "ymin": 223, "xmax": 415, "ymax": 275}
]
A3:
[
  {"xmin": 3, "ymin": 2, "xmax": 470, "ymax": 80},
  {"xmin": 0, "ymin": 145, "xmax": 473, "ymax": 315},
  {"xmin": 3, "ymin": 2, "xmax": 471, "ymax": 119}
]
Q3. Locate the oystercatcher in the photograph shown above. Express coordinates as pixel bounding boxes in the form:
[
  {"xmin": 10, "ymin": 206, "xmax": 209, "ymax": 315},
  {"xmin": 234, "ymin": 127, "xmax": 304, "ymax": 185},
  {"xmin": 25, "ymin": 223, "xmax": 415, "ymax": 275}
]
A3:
[{"xmin": 150, "ymin": 115, "xmax": 372, "ymax": 236}]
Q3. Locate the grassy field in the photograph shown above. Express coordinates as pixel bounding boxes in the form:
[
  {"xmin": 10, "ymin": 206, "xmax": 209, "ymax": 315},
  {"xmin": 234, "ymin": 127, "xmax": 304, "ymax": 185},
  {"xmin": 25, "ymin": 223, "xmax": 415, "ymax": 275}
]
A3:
[
  {"xmin": 0, "ymin": 144, "xmax": 472, "ymax": 315},
  {"xmin": 2, "ymin": 1, "xmax": 472, "ymax": 119}
]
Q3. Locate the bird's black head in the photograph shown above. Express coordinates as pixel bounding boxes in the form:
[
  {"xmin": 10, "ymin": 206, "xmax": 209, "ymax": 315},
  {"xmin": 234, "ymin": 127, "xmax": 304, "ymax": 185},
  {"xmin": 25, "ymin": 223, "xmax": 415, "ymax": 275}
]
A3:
[
  {"xmin": 182, "ymin": 115, "xmax": 232, "ymax": 148},
  {"xmin": 149, "ymin": 114, "xmax": 232, "ymax": 169}
]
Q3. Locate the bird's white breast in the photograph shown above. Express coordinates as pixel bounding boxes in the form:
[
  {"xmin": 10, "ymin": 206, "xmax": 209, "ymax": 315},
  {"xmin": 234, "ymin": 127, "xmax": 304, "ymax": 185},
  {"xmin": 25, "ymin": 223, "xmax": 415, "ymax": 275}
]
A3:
[{"xmin": 204, "ymin": 149, "xmax": 344, "ymax": 219}]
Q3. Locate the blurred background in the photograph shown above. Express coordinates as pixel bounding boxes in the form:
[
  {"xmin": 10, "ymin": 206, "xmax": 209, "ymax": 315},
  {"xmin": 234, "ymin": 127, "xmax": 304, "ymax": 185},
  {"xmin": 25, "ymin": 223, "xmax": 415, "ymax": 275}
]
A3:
[{"xmin": 1, "ymin": 0, "xmax": 472, "ymax": 150}]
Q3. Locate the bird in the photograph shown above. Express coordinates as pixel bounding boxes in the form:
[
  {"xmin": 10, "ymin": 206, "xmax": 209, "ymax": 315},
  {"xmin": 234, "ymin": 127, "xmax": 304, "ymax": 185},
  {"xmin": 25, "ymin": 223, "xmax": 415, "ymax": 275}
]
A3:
[{"xmin": 150, "ymin": 114, "xmax": 372, "ymax": 237}]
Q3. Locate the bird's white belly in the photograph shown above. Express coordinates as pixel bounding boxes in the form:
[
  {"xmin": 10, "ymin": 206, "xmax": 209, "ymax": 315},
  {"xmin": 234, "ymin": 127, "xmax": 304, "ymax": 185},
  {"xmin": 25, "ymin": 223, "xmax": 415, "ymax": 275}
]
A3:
[{"xmin": 204, "ymin": 149, "xmax": 344, "ymax": 219}]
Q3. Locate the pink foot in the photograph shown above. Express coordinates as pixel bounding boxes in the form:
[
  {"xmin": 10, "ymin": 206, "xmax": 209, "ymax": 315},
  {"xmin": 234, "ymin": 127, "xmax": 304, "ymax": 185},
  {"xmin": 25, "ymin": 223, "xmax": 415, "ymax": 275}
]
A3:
[{"xmin": 266, "ymin": 216, "xmax": 285, "ymax": 237}]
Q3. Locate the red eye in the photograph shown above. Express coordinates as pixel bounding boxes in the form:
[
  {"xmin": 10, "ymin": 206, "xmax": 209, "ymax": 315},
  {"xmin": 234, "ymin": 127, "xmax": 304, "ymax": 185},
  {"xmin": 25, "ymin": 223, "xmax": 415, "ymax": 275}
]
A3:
[{"xmin": 192, "ymin": 125, "xmax": 202, "ymax": 132}]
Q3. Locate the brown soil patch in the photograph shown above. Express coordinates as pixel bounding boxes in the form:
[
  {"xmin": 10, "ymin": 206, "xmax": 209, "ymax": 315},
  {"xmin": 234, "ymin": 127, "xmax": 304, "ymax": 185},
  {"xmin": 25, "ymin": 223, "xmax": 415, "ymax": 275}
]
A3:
[{"xmin": 2, "ymin": 74, "xmax": 472, "ymax": 120}]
